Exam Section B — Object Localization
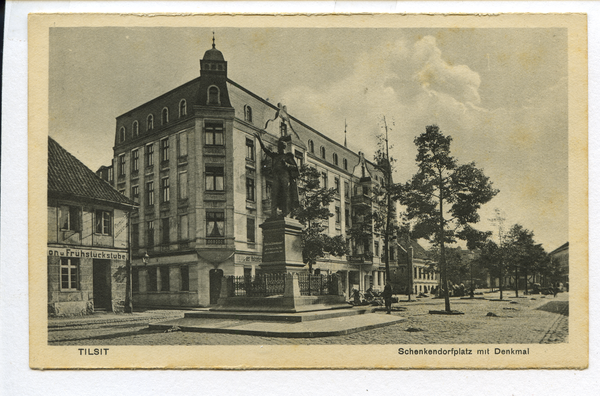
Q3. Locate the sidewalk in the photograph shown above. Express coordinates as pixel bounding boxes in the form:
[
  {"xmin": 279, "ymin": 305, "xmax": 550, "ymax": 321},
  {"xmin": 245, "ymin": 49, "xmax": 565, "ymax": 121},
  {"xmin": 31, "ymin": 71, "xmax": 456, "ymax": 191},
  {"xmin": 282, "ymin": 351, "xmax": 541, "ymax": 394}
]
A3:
[{"xmin": 48, "ymin": 309, "xmax": 200, "ymax": 329}]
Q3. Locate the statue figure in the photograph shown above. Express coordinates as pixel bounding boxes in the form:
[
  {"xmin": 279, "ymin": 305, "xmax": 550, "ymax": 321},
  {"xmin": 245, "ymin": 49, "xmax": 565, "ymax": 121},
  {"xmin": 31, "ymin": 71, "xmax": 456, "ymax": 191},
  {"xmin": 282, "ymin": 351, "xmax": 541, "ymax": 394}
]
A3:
[
  {"xmin": 254, "ymin": 133, "xmax": 300, "ymax": 218},
  {"xmin": 264, "ymin": 103, "xmax": 301, "ymax": 140}
]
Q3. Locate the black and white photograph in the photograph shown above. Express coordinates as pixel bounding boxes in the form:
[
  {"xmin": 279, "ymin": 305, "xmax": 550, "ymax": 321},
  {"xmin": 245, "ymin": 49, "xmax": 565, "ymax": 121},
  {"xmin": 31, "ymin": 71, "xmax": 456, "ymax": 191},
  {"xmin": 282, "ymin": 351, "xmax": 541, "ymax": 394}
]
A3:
[{"xmin": 26, "ymin": 13, "xmax": 587, "ymax": 370}]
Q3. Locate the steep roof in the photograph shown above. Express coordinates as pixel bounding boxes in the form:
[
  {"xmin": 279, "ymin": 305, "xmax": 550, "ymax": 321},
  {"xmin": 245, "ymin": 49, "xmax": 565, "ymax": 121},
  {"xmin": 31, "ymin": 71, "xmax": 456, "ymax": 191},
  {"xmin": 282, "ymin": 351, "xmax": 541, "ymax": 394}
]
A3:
[
  {"xmin": 549, "ymin": 242, "xmax": 569, "ymax": 256},
  {"xmin": 48, "ymin": 137, "xmax": 136, "ymax": 208},
  {"xmin": 398, "ymin": 238, "xmax": 430, "ymax": 260}
]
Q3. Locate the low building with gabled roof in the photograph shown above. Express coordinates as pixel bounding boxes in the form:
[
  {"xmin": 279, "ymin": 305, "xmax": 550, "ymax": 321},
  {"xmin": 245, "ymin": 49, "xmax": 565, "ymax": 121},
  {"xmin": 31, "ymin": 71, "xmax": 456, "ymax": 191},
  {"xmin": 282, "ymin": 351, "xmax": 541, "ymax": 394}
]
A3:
[
  {"xmin": 393, "ymin": 237, "xmax": 439, "ymax": 295},
  {"xmin": 48, "ymin": 137, "xmax": 137, "ymax": 316}
]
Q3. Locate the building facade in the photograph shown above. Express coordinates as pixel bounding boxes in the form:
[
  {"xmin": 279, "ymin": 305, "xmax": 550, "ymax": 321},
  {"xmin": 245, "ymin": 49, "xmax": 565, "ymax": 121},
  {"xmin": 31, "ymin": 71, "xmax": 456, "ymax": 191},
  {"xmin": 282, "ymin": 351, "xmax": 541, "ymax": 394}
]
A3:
[
  {"xmin": 105, "ymin": 42, "xmax": 396, "ymax": 308},
  {"xmin": 394, "ymin": 238, "xmax": 439, "ymax": 295},
  {"xmin": 48, "ymin": 137, "xmax": 136, "ymax": 316}
]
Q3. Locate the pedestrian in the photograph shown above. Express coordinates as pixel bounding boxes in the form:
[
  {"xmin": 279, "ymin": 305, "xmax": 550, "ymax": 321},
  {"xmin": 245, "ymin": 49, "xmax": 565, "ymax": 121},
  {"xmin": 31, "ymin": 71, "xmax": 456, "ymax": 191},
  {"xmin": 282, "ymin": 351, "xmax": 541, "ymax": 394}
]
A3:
[
  {"xmin": 553, "ymin": 283, "xmax": 559, "ymax": 298},
  {"xmin": 352, "ymin": 289, "xmax": 361, "ymax": 306},
  {"xmin": 382, "ymin": 281, "xmax": 393, "ymax": 314}
]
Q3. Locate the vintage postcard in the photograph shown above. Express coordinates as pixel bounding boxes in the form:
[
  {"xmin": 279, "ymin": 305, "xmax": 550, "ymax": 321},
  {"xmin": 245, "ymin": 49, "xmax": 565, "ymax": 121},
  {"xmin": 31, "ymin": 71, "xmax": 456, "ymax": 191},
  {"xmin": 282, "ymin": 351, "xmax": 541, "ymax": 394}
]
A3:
[{"xmin": 29, "ymin": 13, "xmax": 587, "ymax": 369}]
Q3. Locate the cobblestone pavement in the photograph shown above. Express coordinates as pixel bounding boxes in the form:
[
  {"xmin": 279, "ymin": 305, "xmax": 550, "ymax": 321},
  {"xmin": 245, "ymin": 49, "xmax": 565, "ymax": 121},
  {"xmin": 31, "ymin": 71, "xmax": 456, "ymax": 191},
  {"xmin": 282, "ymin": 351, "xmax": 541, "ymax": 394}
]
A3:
[{"xmin": 49, "ymin": 292, "xmax": 568, "ymax": 346}]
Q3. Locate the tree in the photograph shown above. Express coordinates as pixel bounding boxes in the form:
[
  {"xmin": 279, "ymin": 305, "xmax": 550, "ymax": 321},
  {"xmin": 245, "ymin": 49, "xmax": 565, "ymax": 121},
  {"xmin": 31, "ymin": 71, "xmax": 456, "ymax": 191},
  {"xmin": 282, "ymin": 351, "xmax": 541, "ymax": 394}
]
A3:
[
  {"xmin": 400, "ymin": 125, "xmax": 499, "ymax": 312},
  {"xmin": 503, "ymin": 224, "xmax": 545, "ymax": 296},
  {"xmin": 477, "ymin": 239, "xmax": 506, "ymax": 299},
  {"xmin": 371, "ymin": 118, "xmax": 402, "ymax": 281},
  {"xmin": 293, "ymin": 165, "xmax": 348, "ymax": 273}
]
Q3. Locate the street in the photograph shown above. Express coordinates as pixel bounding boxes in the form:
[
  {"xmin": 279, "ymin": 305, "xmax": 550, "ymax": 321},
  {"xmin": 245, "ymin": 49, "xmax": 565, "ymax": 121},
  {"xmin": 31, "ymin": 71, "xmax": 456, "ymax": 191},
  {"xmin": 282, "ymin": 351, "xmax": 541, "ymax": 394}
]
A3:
[{"xmin": 49, "ymin": 292, "xmax": 568, "ymax": 346}]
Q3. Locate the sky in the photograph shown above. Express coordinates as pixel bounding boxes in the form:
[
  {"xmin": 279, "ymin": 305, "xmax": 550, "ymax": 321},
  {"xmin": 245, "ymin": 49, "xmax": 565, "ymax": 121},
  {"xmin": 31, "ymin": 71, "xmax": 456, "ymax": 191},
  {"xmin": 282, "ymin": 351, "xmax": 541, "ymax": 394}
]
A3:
[{"xmin": 49, "ymin": 27, "xmax": 568, "ymax": 252}]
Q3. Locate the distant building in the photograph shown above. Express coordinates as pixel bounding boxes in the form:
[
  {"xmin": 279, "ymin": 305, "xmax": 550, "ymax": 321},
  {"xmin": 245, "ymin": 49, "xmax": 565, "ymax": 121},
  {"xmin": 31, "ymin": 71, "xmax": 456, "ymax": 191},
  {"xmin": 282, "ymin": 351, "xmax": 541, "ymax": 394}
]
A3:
[
  {"xmin": 100, "ymin": 40, "xmax": 396, "ymax": 308},
  {"xmin": 394, "ymin": 237, "xmax": 438, "ymax": 295},
  {"xmin": 548, "ymin": 242, "xmax": 569, "ymax": 286},
  {"xmin": 48, "ymin": 137, "xmax": 136, "ymax": 316}
]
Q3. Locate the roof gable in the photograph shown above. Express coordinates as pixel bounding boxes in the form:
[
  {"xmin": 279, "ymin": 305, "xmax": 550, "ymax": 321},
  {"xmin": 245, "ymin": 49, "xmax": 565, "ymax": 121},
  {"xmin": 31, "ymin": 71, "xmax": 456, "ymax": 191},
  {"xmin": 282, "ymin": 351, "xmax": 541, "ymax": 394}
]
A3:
[{"xmin": 48, "ymin": 137, "xmax": 135, "ymax": 208}]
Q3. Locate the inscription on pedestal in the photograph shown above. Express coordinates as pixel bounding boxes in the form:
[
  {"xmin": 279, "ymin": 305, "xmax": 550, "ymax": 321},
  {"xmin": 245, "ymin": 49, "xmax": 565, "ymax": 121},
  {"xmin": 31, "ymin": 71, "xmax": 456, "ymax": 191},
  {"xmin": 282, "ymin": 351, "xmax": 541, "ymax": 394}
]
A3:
[{"xmin": 264, "ymin": 241, "xmax": 284, "ymax": 255}]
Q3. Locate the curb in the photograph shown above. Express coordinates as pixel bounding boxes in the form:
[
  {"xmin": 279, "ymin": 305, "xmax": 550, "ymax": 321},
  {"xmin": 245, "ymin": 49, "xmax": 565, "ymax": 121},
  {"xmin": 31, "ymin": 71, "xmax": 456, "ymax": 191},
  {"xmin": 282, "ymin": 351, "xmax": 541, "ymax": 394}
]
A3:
[{"xmin": 48, "ymin": 314, "xmax": 186, "ymax": 329}]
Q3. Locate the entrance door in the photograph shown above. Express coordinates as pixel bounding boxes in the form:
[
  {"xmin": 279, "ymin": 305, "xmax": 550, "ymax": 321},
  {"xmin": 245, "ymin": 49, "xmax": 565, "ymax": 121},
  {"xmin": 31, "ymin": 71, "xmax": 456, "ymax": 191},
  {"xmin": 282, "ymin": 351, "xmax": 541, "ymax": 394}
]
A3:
[
  {"xmin": 93, "ymin": 259, "xmax": 112, "ymax": 311},
  {"xmin": 209, "ymin": 269, "xmax": 224, "ymax": 305}
]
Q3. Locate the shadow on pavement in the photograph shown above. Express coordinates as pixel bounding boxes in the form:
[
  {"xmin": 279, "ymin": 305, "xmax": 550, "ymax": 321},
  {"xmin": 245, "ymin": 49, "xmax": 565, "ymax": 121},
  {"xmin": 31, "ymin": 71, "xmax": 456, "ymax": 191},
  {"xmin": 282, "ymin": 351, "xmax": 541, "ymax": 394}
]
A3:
[{"xmin": 535, "ymin": 301, "xmax": 569, "ymax": 316}]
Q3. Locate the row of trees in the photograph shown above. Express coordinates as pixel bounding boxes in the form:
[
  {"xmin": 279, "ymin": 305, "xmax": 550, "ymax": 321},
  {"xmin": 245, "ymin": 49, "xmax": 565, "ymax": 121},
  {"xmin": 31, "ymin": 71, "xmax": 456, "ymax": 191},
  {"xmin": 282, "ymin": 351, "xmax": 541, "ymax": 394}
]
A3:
[
  {"xmin": 293, "ymin": 123, "xmax": 500, "ymax": 313},
  {"xmin": 291, "ymin": 121, "xmax": 564, "ymax": 313},
  {"xmin": 478, "ymin": 222, "xmax": 564, "ymax": 299}
]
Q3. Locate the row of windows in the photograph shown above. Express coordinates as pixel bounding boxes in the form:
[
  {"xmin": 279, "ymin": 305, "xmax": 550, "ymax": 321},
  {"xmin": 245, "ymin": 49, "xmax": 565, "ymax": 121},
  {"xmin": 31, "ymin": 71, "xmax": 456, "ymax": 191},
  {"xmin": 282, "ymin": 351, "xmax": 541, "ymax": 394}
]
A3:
[
  {"xmin": 136, "ymin": 172, "xmax": 188, "ymax": 206},
  {"xmin": 414, "ymin": 267, "xmax": 434, "ymax": 280},
  {"xmin": 307, "ymin": 140, "xmax": 349, "ymax": 171},
  {"xmin": 118, "ymin": 100, "xmax": 188, "ymax": 143},
  {"xmin": 132, "ymin": 213, "xmax": 257, "ymax": 249},
  {"xmin": 132, "ymin": 265, "xmax": 190, "ymax": 293},
  {"xmin": 117, "ymin": 89, "xmax": 225, "ymax": 143},
  {"xmin": 118, "ymin": 132, "xmax": 187, "ymax": 178},
  {"xmin": 58, "ymin": 206, "xmax": 113, "ymax": 236}
]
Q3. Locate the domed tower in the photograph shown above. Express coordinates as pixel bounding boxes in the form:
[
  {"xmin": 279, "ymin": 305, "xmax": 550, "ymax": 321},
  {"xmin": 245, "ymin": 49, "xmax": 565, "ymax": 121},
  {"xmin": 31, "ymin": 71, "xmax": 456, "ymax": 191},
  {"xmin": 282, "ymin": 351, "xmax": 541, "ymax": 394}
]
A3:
[{"xmin": 197, "ymin": 36, "xmax": 232, "ymax": 108}]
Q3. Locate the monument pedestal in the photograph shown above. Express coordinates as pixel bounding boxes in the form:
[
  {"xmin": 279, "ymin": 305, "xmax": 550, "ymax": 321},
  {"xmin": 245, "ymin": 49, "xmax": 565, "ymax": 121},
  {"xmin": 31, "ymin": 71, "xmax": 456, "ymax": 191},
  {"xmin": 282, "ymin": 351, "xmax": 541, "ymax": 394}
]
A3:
[{"xmin": 259, "ymin": 217, "xmax": 305, "ymax": 273}]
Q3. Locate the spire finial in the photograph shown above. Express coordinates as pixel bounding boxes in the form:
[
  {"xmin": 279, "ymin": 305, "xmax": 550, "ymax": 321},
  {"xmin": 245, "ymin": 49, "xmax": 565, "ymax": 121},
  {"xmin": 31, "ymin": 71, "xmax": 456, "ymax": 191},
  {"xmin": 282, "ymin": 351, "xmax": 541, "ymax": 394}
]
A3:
[
  {"xmin": 212, "ymin": 31, "xmax": 216, "ymax": 49},
  {"xmin": 344, "ymin": 119, "xmax": 348, "ymax": 147}
]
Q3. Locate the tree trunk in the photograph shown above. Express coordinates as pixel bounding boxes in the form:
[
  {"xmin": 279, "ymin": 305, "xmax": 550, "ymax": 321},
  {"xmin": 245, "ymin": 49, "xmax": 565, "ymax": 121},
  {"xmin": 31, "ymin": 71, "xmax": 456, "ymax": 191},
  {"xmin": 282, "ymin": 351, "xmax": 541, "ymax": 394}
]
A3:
[
  {"xmin": 439, "ymin": 174, "xmax": 451, "ymax": 312},
  {"xmin": 499, "ymin": 263, "xmax": 503, "ymax": 300},
  {"xmin": 514, "ymin": 266, "xmax": 519, "ymax": 298}
]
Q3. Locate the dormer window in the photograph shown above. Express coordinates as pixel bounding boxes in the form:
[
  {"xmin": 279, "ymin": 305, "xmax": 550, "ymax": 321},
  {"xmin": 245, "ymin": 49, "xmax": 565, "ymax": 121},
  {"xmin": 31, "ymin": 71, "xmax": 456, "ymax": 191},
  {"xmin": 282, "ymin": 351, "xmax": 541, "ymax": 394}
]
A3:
[
  {"xmin": 119, "ymin": 127, "xmax": 126, "ymax": 143},
  {"xmin": 161, "ymin": 107, "xmax": 169, "ymax": 125},
  {"xmin": 179, "ymin": 100, "xmax": 187, "ymax": 117},
  {"xmin": 343, "ymin": 158, "xmax": 348, "ymax": 171},
  {"xmin": 333, "ymin": 153, "xmax": 338, "ymax": 166},
  {"xmin": 208, "ymin": 86, "xmax": 220, "ymax": 105},
  {"xmin": 308, "ymin": 140, "xmax": 314, "ymax": 154},
  {"xmin": 132, "ymin": 121, "xmax": 139, "ymax": 137},
  {"xmin": 244, "ymin": 105, "xmax": 253, "ymax": 123},
  {"xmin": 147, "ymin": 114, "xmax": 154, "ymax": 131},
  {"xmin": 320, "ymin": 146, "xmax": 326, "ymax": 160}
]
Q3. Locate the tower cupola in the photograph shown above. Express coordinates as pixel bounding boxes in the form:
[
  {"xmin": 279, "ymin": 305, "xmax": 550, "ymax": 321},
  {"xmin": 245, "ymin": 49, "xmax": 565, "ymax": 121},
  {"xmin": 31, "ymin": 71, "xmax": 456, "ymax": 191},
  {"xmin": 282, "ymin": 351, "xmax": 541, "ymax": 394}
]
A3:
[{"xmin": 200, "ymin": 34, "xmax": 227, "ymax": 76}]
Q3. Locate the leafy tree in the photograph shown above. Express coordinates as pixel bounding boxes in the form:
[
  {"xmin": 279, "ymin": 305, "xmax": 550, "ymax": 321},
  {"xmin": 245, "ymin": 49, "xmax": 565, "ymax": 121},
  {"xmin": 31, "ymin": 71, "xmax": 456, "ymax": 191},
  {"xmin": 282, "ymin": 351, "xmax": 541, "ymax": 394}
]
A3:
[
  {"xmin": 503, "ymin": 224, "xmax": 546, "ymax": 296},
  {"xmin": 400, "ymin": 125, "xmax": 499, "ymax": 312},
  {"xmin": 293, "ymin": 165, "xmax": 348, "ymax": 273},
  {"xmin": 477, "ymin": 239, "xmax": 506, "ymax": 299},
  {"xmin": 539, "ymin": 251, "xmax": 565, "ymax": 286}
]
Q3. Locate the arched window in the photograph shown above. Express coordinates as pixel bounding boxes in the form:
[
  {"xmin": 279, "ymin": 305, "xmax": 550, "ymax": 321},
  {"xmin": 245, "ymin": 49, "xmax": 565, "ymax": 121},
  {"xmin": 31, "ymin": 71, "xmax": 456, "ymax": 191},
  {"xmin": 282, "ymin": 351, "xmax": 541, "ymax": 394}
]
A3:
[
  {"xmin": 161, "ymin": 107, "xmax": 169, "ymax": 125},
  {"xmin": 119, "ymin": 127, "xmax": 126, "ymax": 143},
  {"xmin": 208, "ymin": 86, "xmax": 220, "ymax": 105},
  {"xmin": 147, "ymin": 114, "xmax": 154, "ymax": 131},
  {"xmin": 132, "ymin": 121, "xmax": 139, "ymax": 137},
  {"xmin": 308, "ymin": 140, "xmax": 314, "ymax": 154},
  {"xmin": 179, "ymin": 99, "xmax": 187, "ymax": 118},
  {"xmin": 333, "ymin": 153, "xmax": 338, "ymax": 166},
  {"xmin": 343, "ymin": 158, "xmax": 348, "ymax": 171},
  {"xmin": 244, "ymin": 105, "xmax": 253, "ymax": 123},
  {"xmin": 320, "ymin": 146, "xmax": 326, "ymax": 160}
]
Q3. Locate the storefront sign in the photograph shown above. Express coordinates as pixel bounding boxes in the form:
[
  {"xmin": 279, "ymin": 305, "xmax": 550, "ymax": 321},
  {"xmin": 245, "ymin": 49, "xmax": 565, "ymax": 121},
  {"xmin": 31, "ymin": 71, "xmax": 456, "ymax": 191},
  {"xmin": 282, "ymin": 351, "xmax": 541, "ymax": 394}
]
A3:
[
  {"xmin": 47, "ymin": 247, "xmax": 128, "ymax": 260},
  {"xmin": 235, "ymin": 254, "xmax": 262, "ymax": 263}
]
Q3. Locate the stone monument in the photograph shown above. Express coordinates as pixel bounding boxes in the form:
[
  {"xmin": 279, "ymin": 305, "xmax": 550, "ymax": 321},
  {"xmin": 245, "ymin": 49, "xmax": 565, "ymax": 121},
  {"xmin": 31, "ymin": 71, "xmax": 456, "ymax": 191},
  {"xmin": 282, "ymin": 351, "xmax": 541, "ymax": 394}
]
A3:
[{"xmin": 255, "ymin": 133, "xmax": 305, "ymax": 273}]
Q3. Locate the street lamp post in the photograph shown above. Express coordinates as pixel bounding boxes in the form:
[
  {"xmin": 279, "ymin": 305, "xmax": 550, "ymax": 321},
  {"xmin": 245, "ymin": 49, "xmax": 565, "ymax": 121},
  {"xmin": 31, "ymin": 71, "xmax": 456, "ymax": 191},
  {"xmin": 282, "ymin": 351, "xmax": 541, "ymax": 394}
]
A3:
[{"xmin": 124, "ymin": 212, "xmax": 133, "ymax": 314}]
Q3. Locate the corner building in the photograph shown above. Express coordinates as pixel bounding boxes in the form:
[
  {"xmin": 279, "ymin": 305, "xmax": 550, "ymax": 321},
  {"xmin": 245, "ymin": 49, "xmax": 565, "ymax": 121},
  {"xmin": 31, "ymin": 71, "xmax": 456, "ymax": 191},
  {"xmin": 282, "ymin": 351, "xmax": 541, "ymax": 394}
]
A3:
[{"xmin": 109, "ymin": 42, "xmax": 396, "ymax": 308}]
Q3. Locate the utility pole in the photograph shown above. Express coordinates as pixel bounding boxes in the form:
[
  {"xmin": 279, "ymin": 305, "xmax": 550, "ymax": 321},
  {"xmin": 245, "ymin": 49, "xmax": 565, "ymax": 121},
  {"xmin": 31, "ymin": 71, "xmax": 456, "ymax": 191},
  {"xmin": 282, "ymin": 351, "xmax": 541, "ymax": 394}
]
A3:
[
  {"xmin": 382, "ymin": 116, "xmax": 393, "ymax": 282},
  {"xmin": 490, "ymin": 208, "xmax": 506, "ymax": 300}
]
